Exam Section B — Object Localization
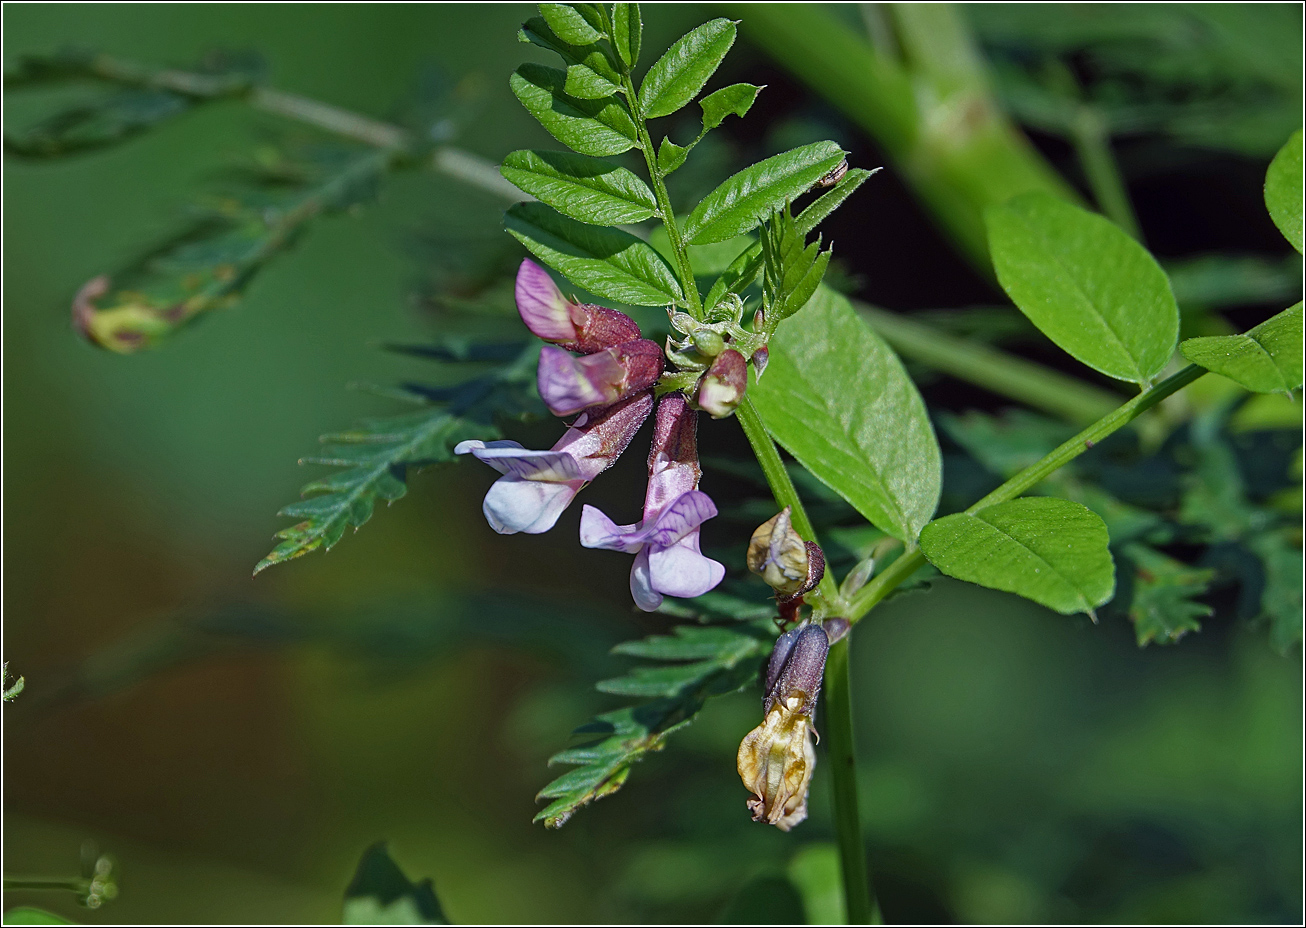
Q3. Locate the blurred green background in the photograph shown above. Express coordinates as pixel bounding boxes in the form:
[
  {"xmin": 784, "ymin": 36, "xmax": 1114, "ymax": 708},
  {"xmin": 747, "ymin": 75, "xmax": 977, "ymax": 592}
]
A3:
[{"xmin": 3, "ymin": 3, "xmax": 1301, "ymax": 924}]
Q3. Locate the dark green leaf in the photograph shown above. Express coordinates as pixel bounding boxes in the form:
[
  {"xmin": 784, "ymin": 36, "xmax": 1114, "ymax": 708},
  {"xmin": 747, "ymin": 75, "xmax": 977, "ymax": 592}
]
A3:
[
  {"xmin": 637, "ymin": 18, "xmax": 736, "ymax": 119},
  {"xmin": 919, "ymin": 497, "xmax": 1115, "ymax": 616},
  {"xmin": 1120, "ymin": 543, "xmax": 1211, "ymax": 646},
  {"xmin": 683, "ymin": 141, "xmax": 846, "ymax": 244},
  {"xmin": 256, "ymin": 342, "xmax": 542, "ymax": 574},
  {"xmin": 750, "ymin": 288, "xmax": 942, "ymax": 542},
  {"xmin": 612, "ymin": 3, "xmax": 642, "ymax": 68},
  {"xmin": 500, "ymin": 149, "xmax": 656, "ymax": 225},
  {"xmin": 699, "ymin": 82, "xmax": 763, "ymax": 130},
  {"xmin": 504, "ymin": 202, "xmax": 683, "ymax": 306},
  {"xmin": 510, "ymin": 63, "xmax": 636, "ymax": 157},
  {"xmin": 657, "ymin": 135, "xmax": 688, "ymax": 173},
  {"xmin": 761, "ymin": 207, "xmax": 831, "ymax": 327},
  {"xmin": 5, "ymin": 88, "xmax": 190, "ymax": 156},
  {"xmin": 534, "ymin": 622, "xmax": 772, "ymax": 828},
  {"xmin": 539, "ymin": 3, "xmax": 604, "ymax": 45},
  {"xmin": 1265, "ymin": 129, "xmax": 1303, "ymax": 253},
  {"xmin": 1250, "ymin": 530, "xmax": 1304, "ymax": 655},
  {"xmin": 986, "ymin": 191, "xmax": 1179, "ymax": 385},
  {"xmin": 1180, "ymin": 302, "xmax": 1304, "ymax": 394},
  {"xmin": 343, "ymin": 842, "xmax": 448, "ymax": 925}
]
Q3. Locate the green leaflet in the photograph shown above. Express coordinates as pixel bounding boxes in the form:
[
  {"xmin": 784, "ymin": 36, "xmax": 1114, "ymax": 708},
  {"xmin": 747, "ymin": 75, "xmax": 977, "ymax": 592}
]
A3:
[
  {"xmin": 500, "ymin": 149, "xmax": 657, "ymax": 225},
  {"xmin": 750, "ymin": 287, "xmax": 942, "ymax": 542},
  {"xmin": 564, "ymin": 62, "xmax": 622, "ymax": 100},
  {"xmin": 518, "ymin": 15, "xmax": 622, "ymax": 86},
  {"xmin": 699, "ymin": 82, "xmax": 763, "ymax": 130},
  {"xmin": 919, "ymin": 497, "xmax": 1115, "ymax": 616},
  {"xmin": 1180, "ymin": 303, "xmax": 1304, "ymax": 394},
  {"xmin": 534, "ymin": 622, "xmax": 772, "ymax": 828},
  {"xmin": 657, "ymin": 136, "xmax": 688, "ymax": 174},
  {"xmin": 1265, "ymin": 129, "xmax": 1303, "ymax": 254},
  {"xmin": 255, "ymin": 342, "xmax": 542, "ymax": 575},
  {"xmin": 510, "ymin": 63, "xmax": 637, "ymax": 158},
  {"xmin": 637, "ymin": 18, "xmax": 736, "ymax": 119},
  {"xmin": 612, "ymin": 2, "xmax": 642, "ymax": 68},
  {"xmin": 538, "ymin": 3, "xmax": 604, "ymax": 46},
  {"xmin": 75, "ymin": 144, "xmax": 392, "ymax": 354},
  {"xmin": 683, "ymin": 141, "xmax": 847, "ymax": 244},
  {"xmin": 986, "ymin": 191, "xmax": 1179, "ymax": 386},
  {"xmin": 1, "ymin": 909, "xmax": 76, "ymax": 925},
  {"xmin": 343, "ymin": 843, "xmax": 448, "ymax": 925},
  {"xmin": 1119, "ymin": 543, "xmax": 1212, "ymax": 646},
  {"xmin": 760, "ymin": 207, "xmax": 832, "ymax": 329},
  {"xmin": 504, "ymin": 201, "xmax": 684, "ymax": 306}
]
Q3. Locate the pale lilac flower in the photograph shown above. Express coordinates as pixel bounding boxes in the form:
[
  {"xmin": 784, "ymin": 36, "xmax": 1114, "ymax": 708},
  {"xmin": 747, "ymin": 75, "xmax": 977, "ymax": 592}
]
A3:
[
  {"xmin": 515, "ymin": 259, "xmax": 642, "ymax": 354},
  {"xmin": 579, "ymin": 393, "xmax": 725, "ymax": 611},
  {"xmin": 456, "ymin": 391, "xmax": 653, "ymax": 534},
  {"xmin": 537, "ymin": 340, "xmax": 664, "ymax": 417}
]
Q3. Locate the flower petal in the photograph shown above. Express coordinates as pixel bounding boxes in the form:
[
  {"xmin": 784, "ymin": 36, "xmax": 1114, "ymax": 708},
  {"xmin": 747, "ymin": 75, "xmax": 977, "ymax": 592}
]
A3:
[
  {"xmin": 646, "ymin": 533, "xmax": 725, "ymax": 600},
  {"xmin": 515, "ymin": 259, "xmax": 578, "ymax": 342},
  {"xmin": 482, "ymin": 476, "xmax": 580, "ymax": 534},
  {"xmin": 455, "ymin": 439, "xmax": 582, "ymax": 481},
  {"xmin": 629, "ymin": 546, "xmax": 663, "ymax": 612},
  {"xmin": 538, "ymin": 345, "xmax": 624, "ymax": 417},
  {"xmin": 647, "ymin": 490, "xmax": 718, "ymax": 547},
  {"xmin": 579, "ymin": 504, "xmax": 648, "ymax": 553}
]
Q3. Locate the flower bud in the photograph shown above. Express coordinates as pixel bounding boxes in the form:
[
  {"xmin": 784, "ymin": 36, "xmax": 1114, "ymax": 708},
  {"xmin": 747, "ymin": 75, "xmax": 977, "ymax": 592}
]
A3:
[
  {"xmin": 691, "ymin": 328, "xmax": 725, "ymax": 358},
  {"xmin": 751, "ymin": 346, "xmax": 769, "ymax": 380},
  {"xmin": 696, "ymin": 348, "xmax": 747, "ymax": 418},
  {"xmin": 515, "ymin": 259, "xmax": 641, "ymax": 353},
  {"xmin": 747, "ymin": 507, "xmax": 825, "ymax": 597},
  {"xmin": 738, "ymin": 623, "xmax": 829, "ymax": 830}
]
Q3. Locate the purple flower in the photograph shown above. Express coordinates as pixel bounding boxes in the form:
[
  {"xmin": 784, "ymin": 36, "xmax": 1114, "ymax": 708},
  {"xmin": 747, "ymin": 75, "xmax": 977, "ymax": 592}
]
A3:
[
  {"xmin": 515, "ymin": 259, "xmax": 642, "ymax": 354},
  {"xmin": 537, "ymin": 340, "xmax": 664, "ymax": 417},
  {"xmin": 579, "ymin": 393, "xmax": 725, "ymax": 610},
  {"xmin": 456, "ymin": 391, "xmax": 653, "ymax": 534}
]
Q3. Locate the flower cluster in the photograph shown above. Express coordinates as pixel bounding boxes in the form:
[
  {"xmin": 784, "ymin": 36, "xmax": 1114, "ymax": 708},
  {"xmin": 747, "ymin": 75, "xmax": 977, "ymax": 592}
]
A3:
[{"xmin": 457, "ymin": 260, "xmax": 724, "ymax": 609}]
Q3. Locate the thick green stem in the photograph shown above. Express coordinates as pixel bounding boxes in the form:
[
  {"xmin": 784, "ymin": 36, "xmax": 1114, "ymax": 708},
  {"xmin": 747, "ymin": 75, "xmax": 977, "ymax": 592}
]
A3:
[
  {"xmin": 824, "ymin": 638, "xmax": 883, "ymax": 925},
  {"xmin": 847, "ymin": 364, "xmax": 1207, "ymax": 620},
  {"xmin": 735, "ymin": 398, "xmax": 839, "ymax": 605},
  {"xmin": 857, "ymin": 302, "xmax": 1123, "ymax": 425}
]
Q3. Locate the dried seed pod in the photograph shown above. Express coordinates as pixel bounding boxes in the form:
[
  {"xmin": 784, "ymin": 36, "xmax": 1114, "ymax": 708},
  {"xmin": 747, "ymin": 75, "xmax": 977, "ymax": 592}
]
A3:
[{"xmin": 747, "ymin": 508, "xmax": 825, "ymax": 598}]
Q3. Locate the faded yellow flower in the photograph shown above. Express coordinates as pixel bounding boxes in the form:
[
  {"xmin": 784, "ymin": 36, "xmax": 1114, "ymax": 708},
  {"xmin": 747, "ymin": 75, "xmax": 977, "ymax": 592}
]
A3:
[{"xmin": 737, "ymin": 623, "xmax": 829, "ymax": 830}]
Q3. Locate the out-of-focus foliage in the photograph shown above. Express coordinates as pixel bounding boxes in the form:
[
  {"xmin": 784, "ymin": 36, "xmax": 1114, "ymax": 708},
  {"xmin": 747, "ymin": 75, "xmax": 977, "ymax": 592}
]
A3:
[{"xmin": 343, "ymin": 842, "xmax": 448, "ymax": 924}]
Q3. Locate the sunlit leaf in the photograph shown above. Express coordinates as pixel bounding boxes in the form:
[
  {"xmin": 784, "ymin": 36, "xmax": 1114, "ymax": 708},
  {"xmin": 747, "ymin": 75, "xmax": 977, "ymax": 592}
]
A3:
[
  {"xmin": 699, "ymin": 82, "xmax": 763, "ymax": 130},
  {"xmin": 750, "ymin": 287, "xmax": 942, "ymax": 542},
  {"xmin": 504, "ymin": 201, "xmax": 683, "ymax": 306},
  {"xmin": 518, "ymin": 16, "xmax": 621, "ymax": 85},
  {"xmin": 539, "ymin": 3, "xmax": 604, "ymax": 46},
  {"xmin": 1265, "ymin": 128, "xmax": 1303, "ymax": 253},
  {"xmin": 500, "ymin": 149, "xmax": 657, "ymax": 225},
  {"xmin": 637, "ymin": 18, "xmax": 736, "ymax": 119},
  {"xmin": 919, "ymin": 497, "xmax": 1115, "ymax": 616},
  {"xmin": 683, "ymin": 141, "xmax": 846, "ymax": 244},
  {"xmin": 1181, "ymin": 302, "xmax": 1304, "ymax": 394},
  {"xmin": 510, "ymin": 63, "xmax": 636, "ymax": 157},
  {"xmin": 612, "ymin": 3, "xmax": 642, "ymax": 68},
  {"xmin": 986, "ymin": 191, "xmax": 1179, "ymax": 385}
]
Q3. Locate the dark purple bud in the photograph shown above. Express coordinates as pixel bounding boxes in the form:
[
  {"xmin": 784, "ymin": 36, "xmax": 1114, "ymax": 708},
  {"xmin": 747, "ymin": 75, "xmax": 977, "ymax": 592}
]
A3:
[
  {"xmin": 697, "ymin": 348, "xmax": 748, "ymax": 418},
  {"xmin": 751, "ymin": 346, "xmax": 769, "ymax": 380},
  {"xmin": 821, "ymin": 617, "xmax": 850, "ymax": 645},
  {"xmin": 762, "ymin": 623, "xmax": 829, "ymax": 716}
]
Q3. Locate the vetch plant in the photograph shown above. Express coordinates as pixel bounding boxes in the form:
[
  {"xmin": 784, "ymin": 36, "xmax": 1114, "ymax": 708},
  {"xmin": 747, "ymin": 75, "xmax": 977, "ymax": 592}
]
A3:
[{"xmin": 7, "ymin": 4, "xmax": 1301, "ymax": 923}]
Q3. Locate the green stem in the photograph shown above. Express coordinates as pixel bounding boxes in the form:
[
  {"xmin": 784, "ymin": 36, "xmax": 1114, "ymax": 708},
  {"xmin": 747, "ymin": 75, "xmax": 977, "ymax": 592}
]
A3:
[
  {"xmin": 735, "ymin": 398, "xmax": 839, "ymax": 605},
  {"xmin": 3, "ymin": 877, "xmax": 87, "ymax": 893},
  {"xmin": 1069, "ymin": 106, "xmax": 1142, "ymax": 241},
  {"xmin": 619, "ymin": 75, "xmax": 703, "ymax": 318},
  {"xmin": 857, "ymin": 302, "xmax": 1123, "ymax": 425},
  {"xmin": 824, "ymin": 638, "xmax": 883, "ymax": 925},
  {"xmin": 847, "ymin": 364, "xmax": 1207, "ymax": 620}
]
